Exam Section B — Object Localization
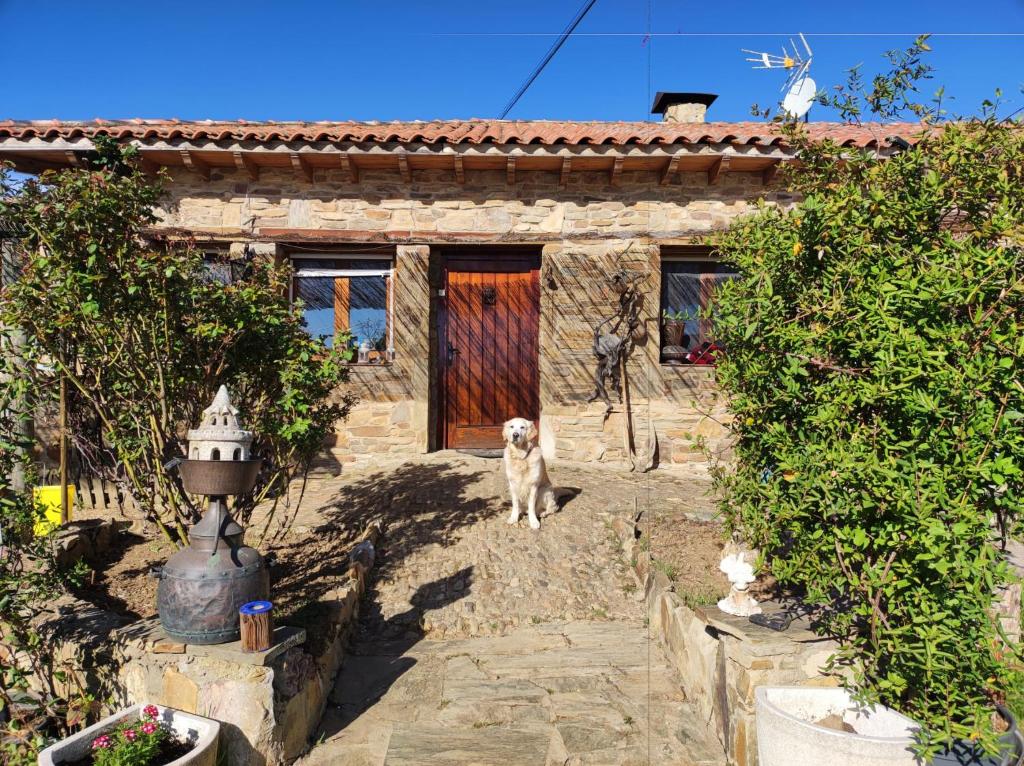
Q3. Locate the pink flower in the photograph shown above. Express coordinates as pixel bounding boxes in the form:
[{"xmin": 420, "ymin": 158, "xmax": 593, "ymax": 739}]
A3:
[
  {"xmin": 124, "ymin": 728, "xmax": 138, "ymax": 741},
  {"xmin": 92, "ymin": 734, "xmax": 112, "ymax": 749},
  {"xmin": 141, "ymin": 721, "xmax": 158, "ymax": 735},
  {"xmin": 143, "ymin": 704, "xmax": 159, "ymax": 720}
]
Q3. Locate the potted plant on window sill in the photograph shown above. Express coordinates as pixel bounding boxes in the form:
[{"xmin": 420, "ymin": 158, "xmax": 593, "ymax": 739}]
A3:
[
  {"xmin": 37, "ymin": 703, "xmax": 219, "ymax": 766},
  {"xmin": 661, "ymin": 309, "xmax": 689, "ymax": 348}
]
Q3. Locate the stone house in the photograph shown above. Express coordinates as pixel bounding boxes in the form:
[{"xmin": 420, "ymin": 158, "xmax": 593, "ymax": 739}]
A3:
[{"xmin": 0, "ymin": 96, "xmax": 911, "ymax": 470}]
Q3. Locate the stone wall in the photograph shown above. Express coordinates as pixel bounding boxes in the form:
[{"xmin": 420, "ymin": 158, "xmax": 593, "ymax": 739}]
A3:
[
  {"xmin": 611, "ymin": 516, "xmax": 841, "ymax": 766},
  {"xmin": 154, "ymin": 166, "xmax": 787, "ymax": 241},
  {"xmin": 153, "ymin": 165, "xmax": 782, "ymax": 469},
  {"xmin": 538, "ymin": 240, "xmax": 732, "ymax": 467}
]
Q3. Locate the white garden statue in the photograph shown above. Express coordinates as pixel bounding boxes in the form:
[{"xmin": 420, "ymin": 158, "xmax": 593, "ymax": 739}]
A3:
[{"xmin": 718, "ymin": 550, "xmax": 762, "ymax": 617}]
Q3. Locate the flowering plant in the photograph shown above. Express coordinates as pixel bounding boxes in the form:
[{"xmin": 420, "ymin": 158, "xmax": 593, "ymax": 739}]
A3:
[{"xmin": 90, "ymin": 705, "xmax": 168, "ymax": 766}]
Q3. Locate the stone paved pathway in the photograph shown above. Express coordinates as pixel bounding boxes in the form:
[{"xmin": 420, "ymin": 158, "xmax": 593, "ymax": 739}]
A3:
[{"xmin": 294, "ymin": 454, "xmax": 723, "ymax": 765}]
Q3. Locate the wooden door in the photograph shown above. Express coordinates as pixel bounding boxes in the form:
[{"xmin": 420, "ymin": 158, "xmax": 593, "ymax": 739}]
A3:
[{"xmin": 441, "ymin": 255, "xmax": 540, "ymax": 449}]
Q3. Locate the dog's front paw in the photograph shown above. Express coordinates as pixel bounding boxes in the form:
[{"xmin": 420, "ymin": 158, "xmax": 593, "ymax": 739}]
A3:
[
  {"xmin": 507, "ymin": 513, "xmax": 519, "ymax": 526},
  {"xmin": 529, "ymin": 518, "xmax": 541, "ymax": 530}
]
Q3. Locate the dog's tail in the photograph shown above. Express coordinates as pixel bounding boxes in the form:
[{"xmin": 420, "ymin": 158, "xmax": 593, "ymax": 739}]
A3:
[{"xmin": 552, "ymin": 486, "xmax": 581, "ymax": 506}]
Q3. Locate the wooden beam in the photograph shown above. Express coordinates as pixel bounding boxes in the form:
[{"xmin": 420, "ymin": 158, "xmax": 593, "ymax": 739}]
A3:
[
  {"xmin": 397, "ymin": 150, "xmax": 411, "ymax": 182},
  {"xmin": 63, "ymin": 150, "xmax": 82, "ymax": 168},
  {"xmin": 609, "ymin": 156, "xmax": 624, "ymax": 186},
  {"xmin": 762, "ymin": 160, "xmax": 779, "ymax": 186},
  {"xmin": 707, "ymin": 156, "xmax": 730, "ymax": 185},
  {"xmin": 232, "ymin": 151, "xmax": 259, "ymax": 181},
  {"xmin": 453, "ymin": 154, "xmax": 465, "ymax": 184},
  {"xmin": 560, "ymin": 157, "xmax": 572, "ymax": 187},
  {"xmin": 506, "ymin": 156, "xmax": 516, "ymax": 186},
  {"xmin": 339, "ymin": 151, "xmax": 359, "ymax": 183},
  {"xmin": 179, "ymin": 150, "xmax": 209, "ymax": 180},
  {"xmin": 660, "ymin": 155, "xmax": 680, "ymax": 186},
  {"xmin": 290, "ymin": 152, "xmax": 313, "ymax": 183}
]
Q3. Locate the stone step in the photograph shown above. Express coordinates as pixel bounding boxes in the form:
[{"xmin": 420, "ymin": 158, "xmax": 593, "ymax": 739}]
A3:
[{"xmin": 384, "ymin": 723, "xmax": 552, "ymax": 765}]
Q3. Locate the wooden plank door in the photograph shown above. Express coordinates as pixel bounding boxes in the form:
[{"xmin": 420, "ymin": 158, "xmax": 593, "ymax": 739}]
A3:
[{"xmin": 442, "ymin": 255, "xmax": 540, "ymax": 449}]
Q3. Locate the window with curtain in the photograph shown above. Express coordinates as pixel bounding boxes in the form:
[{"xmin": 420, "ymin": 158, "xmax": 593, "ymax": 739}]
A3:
[
  {"xmin": 291, "ymin": 257, "xmax": 393, "ymax": 362},
  {"xmin": 660, "ymin": 258, "xmax": 738, "ymax": 365}
]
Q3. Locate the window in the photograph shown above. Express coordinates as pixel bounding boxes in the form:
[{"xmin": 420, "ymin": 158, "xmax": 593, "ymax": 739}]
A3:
[
  {"xmin": 291, "ymin": 256, "xmax": 394, "ymax": 362},
  {"xmin": 660, "ymin": 256, "xmax": 737, "ymax": 365},
  {"xmin": 202, "ymin": 250, "xmax": 234, "ymax": 285}
]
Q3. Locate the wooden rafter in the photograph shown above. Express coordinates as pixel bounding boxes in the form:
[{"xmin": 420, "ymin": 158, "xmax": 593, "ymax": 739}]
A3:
[
  {"xmin": 179, "ymin": 150, "xmax": 210, "ymax": 180},
  {"xmin": 560, "ymin": 157, "xmax": 572, "ymax": 187},
  {"xmin": 397, "ymin": 150, "xmax": 411, "ymax": 182},
  {"xmin": 707, "ymin": 156, "xmax": 730, "ymax": 185},
  {"xmin": 339, "ymin": 151, "xmax": 359, "ymax": 183},
  {"xmin": 506, "ymin": 156, "xmax": 516, "ymax": 186},
  {"xmin": 290, "ymin": 153, "xmax": 313, "ymax": 183},
  {"xmin": 453, "ymin": 154, "xmax": 465, "ymax": 184},
  {"xmin": 609, "ymin": 156, "xmax": 624, "ymax": 186},
  {"xmin": 762, "ymin": 160, "xmax": 779, "ymax": 186},
  {"xmin": 232, "ymin": 151, "xmax": 259, "ymax": 181},
  {"xmin": 659, "ymin": 155, "xmax": 680, "ymax": 186},
  {"xmin": 63, "ymin": 150, "xmax": 82, "ymax": 168}
]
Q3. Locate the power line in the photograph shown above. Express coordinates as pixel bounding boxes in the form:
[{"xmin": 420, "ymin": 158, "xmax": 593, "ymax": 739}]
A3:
[{"xmin": 499, "ymin": 0, "xmax": 599, "ymax": 119}]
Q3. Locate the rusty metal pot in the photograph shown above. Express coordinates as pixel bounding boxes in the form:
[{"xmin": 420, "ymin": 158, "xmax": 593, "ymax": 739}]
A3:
[
  {"xmin": 178, "ymin": 459, "xmax": 260, "ymax": 496},
  {"xmin": 156, "ymin": 460, "xmax": 268, "ymax": 645}
]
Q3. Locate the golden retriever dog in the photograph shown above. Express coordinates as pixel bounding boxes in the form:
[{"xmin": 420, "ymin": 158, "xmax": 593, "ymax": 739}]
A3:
[{"xmin": 503, "ymin": 417, "xmax": 558, "ymax": 530}]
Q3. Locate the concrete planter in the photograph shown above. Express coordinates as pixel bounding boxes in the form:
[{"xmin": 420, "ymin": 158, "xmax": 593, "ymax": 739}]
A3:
[
  {"xmin": 756, "ymin": 686, "xmax": 920, "ymax": 766},
  {"xmin": 38, "ymin": 703, "xmax": 219, "ymax": 766}
]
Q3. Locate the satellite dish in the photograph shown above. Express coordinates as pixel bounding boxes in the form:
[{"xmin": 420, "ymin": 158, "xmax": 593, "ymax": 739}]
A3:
[
  {"xmin": 782, "ymin": 76, "xmax": 816, "ymax": 119},
  {"xmin": 742, "ymin": 33, "xmax": 816, "ymax": 120}
]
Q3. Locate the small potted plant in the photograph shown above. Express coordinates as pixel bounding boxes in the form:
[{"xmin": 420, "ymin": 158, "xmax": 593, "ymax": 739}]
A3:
[
  {"xmin": 37, "ymin": 703, "xmax": 219, "ymax": 766},
  {"xmin": 661, "ymin": 309, "xmax": 690, "ymax": 348}
]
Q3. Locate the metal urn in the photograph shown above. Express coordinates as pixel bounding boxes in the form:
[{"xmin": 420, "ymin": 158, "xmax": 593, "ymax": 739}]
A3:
[{"xmin": 156, "ymin": 386, "xmax": 269, "ymax": 645}]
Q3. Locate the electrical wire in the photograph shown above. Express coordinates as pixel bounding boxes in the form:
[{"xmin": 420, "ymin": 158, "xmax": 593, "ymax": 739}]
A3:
[{"xmin": 499, "ymin": 0, "xmax": 599, "ymax": 119}]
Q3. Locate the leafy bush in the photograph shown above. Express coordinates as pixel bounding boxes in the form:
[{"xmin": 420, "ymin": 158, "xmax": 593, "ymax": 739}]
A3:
[
  {"xmin": 712, "ymin": 39, "xmax": 1024, "ymax": 753},
  {"xmin": 0, "ymin": 140, "xmax": 354, "ymax": 539},
  {"xmin": 0, "ymin": 340, "xmax": 92, "ymax": 763}
]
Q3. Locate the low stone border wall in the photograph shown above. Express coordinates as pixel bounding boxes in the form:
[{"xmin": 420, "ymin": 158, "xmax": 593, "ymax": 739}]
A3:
[
  {"xmin": 38, "ymin": 520, "xmax": 383, "ymax": 766},
  {"xmin": 610, "ymin": 515, "xmax": 840, "ymax": 766}
]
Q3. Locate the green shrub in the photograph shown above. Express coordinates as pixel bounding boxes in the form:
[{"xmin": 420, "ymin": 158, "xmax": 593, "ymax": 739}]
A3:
[
  {"xmin": 712, "ymin": 38, "xmax": 1024, "ymax": 754},
  {"xmin": 0, "ymin": 139, "xmax": 354, "ymax": 539}
]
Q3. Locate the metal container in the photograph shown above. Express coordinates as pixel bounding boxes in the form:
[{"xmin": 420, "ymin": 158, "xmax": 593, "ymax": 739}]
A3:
[
  {"xmin": 154, "ymin": 458, "xmax": 268, "ymax": 643},
  {"xmin": 178, "ymin": 458, "xmax": 261, "ymax": 496}
]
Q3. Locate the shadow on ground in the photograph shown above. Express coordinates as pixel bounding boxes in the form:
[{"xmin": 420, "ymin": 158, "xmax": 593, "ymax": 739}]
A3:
[
  {"xmin": 318, "ymin": 567, "xmax": 473, "ymax": 740},
  {"xmin": 268, "ymin": 461, "xmax": 497, "ymax": 633}
]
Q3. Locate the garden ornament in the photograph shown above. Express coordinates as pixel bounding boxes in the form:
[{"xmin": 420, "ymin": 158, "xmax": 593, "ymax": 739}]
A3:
[
  {"xmin": 718, "ymin": 551, "xmax": 762, "ymax": 617},
  {"xmin": 155, "ymin": 386, "xmax": 269, "ymax": 645},
  {"xmin": 587, "ymin": 270, "xmax": 645, "ymax": 412}
]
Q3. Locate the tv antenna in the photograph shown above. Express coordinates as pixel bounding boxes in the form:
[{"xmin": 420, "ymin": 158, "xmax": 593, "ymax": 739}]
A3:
[{"xmin": 742, "ymin": 33, "xmax": 816, "ymax": 120}]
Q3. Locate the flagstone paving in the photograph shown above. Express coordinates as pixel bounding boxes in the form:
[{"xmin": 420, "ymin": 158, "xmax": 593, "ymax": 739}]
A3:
[{"xmin": 293, "ymin": 454, "xmax": 724, "ymax": 765}]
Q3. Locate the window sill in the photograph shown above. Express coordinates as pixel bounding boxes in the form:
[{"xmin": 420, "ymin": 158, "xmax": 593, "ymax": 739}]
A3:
[{"xmin": 660, "ymin": 362, "xmax": 717, "ymax": 370}]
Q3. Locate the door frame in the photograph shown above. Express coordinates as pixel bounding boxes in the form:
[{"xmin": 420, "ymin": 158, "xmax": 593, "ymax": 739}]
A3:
[{"xmin": 436, "ymin": 247, "xmax": 542, "ymax": 450}]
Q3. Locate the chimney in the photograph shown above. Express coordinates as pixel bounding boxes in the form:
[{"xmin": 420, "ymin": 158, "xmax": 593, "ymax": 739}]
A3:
[{"xmin": 651, "ymin": 92, "xmax": 718, "ymax": 123}]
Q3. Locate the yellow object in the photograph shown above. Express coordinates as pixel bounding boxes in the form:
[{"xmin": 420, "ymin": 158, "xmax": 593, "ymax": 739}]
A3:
[
  {"xmin": 32, "ymin": 485, "xmax": 74, "ymax": 536},
  {"xmin": 783, "ymin": 56, "xmax": 795, "ymax": 69}
]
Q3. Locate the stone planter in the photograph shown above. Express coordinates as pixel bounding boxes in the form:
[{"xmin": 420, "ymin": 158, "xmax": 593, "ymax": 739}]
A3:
[
  {"xmin": 755, "ymin": 686, "xmax": 919, "ymax": 766},
  {"xmin": 38, "ymin": 703, "xmax": 219, "ymax": 766}
]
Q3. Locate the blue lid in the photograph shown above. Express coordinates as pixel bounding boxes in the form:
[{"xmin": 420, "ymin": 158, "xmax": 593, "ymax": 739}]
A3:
[{"xmin": 239, "ymin": 600, "xmax": 273, "ymax": 615}]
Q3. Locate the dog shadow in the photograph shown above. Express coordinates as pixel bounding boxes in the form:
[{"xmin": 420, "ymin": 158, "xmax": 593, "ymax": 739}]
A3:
[{"xmin": 547, "ymin": 486, "xmax": 582, "ymax": 518}]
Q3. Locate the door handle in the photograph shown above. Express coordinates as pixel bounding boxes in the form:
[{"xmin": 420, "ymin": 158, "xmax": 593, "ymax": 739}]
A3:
[{"xmin": 447, "ymin": 342, "xmax": 459, "ymax": 365}]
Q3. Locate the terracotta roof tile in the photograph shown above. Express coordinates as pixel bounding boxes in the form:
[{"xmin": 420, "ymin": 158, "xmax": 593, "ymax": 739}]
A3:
[{"xmin": 0, "ymin": 118, "xmax": 925, "ymax": 149}]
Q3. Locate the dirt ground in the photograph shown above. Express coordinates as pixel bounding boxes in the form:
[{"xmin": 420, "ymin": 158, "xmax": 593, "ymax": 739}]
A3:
[{"xmin": 73, "ymin": 455, "xmax": 729, "ymax": 630}]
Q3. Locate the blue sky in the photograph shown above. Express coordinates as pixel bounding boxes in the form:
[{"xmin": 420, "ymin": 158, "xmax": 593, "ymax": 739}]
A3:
[{"xmin": 1, "ymin": 0, "xmax": 1022, "ymax": 123}]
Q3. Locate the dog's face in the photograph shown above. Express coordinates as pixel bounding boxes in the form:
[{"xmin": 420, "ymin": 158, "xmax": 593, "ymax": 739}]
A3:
[{"xmin": 503, "ymin": 418, "xmax": 537, "ymax": 447}]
